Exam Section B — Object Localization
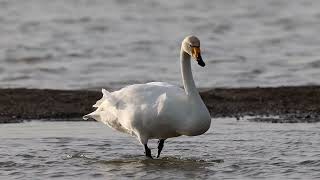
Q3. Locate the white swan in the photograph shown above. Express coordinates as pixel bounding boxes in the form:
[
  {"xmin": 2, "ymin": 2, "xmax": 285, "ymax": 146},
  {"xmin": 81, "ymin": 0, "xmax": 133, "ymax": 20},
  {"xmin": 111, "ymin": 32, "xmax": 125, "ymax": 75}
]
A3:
[{"xmin": 83, "ymin": 36, "xmax": 211, "ymax": 158}]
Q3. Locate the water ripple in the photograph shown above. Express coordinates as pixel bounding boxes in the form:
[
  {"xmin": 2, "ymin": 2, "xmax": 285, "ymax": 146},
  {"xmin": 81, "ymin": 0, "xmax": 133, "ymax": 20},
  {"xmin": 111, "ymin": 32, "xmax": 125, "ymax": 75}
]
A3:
[
  {"xmin": 1, "ymin": 0, "xmax": 320, "ymax": 89},
  {"xmin": 1, "ymin": 115, "xmax": 320, "ymax": 178}
]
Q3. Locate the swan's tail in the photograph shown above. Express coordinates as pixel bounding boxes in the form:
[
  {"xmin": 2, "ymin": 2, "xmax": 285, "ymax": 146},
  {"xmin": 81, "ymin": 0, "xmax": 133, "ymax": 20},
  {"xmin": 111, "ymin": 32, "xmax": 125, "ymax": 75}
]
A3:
[
  {"xmin": 83, "ymin": 88, "xmax": 117, "ymax": 121},
  {"xmin": 83, "ymin": 112, "xmax": 99, "ymax": 121},
  {"xmin": 83, "ymin": 89, "xmax": 130, "ymax": 135}
]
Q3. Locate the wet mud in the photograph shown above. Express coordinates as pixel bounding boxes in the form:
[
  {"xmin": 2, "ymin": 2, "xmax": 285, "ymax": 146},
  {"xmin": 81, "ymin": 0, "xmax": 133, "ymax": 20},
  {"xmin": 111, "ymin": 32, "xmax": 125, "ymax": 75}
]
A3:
[{"xmin": 0, "ymin": 86, "xmax": 319, "ymax": 123}]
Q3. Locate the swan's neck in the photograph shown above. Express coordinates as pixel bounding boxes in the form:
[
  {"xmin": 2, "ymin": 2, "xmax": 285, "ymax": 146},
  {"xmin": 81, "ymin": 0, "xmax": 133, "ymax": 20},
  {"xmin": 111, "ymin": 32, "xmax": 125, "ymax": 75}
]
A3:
[{"xmin": 180, "ymin": 48, "xmax": 201, "ymax": 101}]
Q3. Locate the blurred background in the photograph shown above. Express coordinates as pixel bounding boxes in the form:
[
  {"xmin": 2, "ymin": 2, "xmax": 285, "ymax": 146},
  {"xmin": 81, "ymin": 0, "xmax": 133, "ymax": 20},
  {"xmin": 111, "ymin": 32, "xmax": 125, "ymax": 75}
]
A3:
[{"xmin": 1, "ymin": 0, "xmax": 320, "ymax": 90}]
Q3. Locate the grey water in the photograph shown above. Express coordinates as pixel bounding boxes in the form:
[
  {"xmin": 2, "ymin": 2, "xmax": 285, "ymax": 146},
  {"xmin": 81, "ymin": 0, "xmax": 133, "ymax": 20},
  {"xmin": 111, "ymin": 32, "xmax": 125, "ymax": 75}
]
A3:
[
  {"xmin": 1, "ymin": 0, "xmax": 320, "ymax": 89},
  {"xmin": 0, "ymin": 118, "xmax": 319, "ymax": 180}
]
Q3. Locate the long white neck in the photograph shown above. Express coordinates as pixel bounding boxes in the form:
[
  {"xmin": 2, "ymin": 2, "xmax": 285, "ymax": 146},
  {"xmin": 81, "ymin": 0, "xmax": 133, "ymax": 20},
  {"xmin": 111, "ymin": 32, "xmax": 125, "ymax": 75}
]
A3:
[{"xmin": 180, "ymin": 47, "xmax": 202, "ymax": 101}]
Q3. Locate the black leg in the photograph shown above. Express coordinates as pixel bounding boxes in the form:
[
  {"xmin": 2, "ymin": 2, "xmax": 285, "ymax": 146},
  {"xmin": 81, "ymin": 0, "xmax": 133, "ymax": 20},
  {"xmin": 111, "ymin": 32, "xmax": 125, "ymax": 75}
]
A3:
[
  {"xmin": 157, "ymin": 139, "xmax": 165, "ymax": 158},
  {"xmin": 144, "ymin": 144, "xmax": 153, "ymax": 159}
]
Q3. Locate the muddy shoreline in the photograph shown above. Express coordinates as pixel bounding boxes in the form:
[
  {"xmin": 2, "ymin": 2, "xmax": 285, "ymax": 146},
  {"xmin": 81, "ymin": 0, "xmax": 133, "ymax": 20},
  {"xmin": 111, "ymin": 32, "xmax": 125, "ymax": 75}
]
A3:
[{"xmin": 0, "ymin": 86, "xmax": 319, "ymax": 123}]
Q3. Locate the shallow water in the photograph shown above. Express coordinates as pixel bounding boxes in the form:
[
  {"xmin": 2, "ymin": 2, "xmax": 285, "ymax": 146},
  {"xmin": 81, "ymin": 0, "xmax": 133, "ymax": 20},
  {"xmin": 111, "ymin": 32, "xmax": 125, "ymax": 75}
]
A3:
[
  {"xmin": 1, "ymin": 118, "xmax": 319, "ymax": 179},
  {"xmin": 1, "ymin": 0, "xmax": 320, "ymax": 89}
]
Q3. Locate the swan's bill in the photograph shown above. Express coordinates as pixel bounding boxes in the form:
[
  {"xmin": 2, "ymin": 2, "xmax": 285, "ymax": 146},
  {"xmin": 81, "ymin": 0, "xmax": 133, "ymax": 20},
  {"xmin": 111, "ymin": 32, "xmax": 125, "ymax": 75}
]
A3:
[
  {"xmin": 197, "ymin": 54, "xmax": 205, "ymax": 67},
  {"xmin": 191, "ymin": 47, "xmax": 205, "ymax": 67}
]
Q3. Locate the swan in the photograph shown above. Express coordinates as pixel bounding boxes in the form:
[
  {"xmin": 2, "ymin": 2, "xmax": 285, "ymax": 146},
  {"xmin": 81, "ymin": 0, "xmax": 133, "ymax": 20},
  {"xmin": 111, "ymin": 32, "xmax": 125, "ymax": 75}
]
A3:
[{"xmin": 83, "ymin": 35, "xmax": 211, "ymax": 158}]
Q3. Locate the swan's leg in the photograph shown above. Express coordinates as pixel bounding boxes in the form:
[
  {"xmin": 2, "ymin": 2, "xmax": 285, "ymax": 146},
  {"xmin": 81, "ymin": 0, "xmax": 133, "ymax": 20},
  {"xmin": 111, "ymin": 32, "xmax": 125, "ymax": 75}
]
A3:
[
  {"xmin": 157, "ymin": 139, "xmax": 165, "ymax": 158},
  {"xmin": 144, "ymin": 144, "xmax": 153, "ymax": 159}
]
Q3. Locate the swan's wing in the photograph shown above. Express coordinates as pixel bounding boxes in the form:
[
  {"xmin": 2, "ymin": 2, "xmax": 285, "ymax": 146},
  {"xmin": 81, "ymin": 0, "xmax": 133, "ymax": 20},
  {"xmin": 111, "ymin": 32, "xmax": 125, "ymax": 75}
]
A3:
[
  {"xmin": 155, "ymin": 91, "xmax": 188, "ymax": 121},
  {"xmin": 155, "ymin": 93, "xmax": 167, "ymax": 116}
]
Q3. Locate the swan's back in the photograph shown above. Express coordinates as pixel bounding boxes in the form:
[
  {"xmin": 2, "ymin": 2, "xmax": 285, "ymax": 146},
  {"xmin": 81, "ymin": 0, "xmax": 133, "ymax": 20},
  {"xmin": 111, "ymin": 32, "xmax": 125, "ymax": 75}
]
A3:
[{"xmin": 113, "ymin": 82, "xmax": 185, "ymax": 105}]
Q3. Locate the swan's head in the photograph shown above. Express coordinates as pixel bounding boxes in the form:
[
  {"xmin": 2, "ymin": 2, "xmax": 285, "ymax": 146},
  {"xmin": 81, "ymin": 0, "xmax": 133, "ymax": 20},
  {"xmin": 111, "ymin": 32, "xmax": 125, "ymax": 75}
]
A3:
[{"xmin": 182, "ymin": 35, "xmax": 205, "ymax": 67}]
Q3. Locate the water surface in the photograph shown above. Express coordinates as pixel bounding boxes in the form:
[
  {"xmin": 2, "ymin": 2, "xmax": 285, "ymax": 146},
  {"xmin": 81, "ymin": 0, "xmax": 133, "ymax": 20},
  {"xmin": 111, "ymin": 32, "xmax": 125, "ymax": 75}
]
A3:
[
  {"xmin": 1, "ymin": 118, "xmax": 319, "ymax": 179},
  {"xmin": 1, "ymin": 0, "xmax": 320, "ymax": 89}
]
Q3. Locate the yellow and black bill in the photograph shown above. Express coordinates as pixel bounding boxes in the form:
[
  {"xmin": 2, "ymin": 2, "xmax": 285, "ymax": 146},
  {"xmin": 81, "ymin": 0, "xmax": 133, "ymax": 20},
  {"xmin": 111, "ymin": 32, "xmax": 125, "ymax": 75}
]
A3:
[{"xmin": 191, "ymin": 47, "xmax": 205, "ymax": 67}]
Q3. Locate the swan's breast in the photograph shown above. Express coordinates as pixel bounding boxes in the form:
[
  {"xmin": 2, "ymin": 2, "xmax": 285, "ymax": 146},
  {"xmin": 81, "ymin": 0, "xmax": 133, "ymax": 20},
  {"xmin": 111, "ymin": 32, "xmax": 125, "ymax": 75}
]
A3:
[{"xmin": 177, "ymin": 103, "xmax": 211, "ymax": 136}]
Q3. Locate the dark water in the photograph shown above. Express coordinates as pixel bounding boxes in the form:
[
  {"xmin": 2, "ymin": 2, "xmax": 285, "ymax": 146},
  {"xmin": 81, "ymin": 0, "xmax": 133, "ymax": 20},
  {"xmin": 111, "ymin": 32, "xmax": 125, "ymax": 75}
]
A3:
[
  {"xmin": 1, "ymin": 0, "xmax": 320, "ymax": 89},
  {"xmin": 1, "ymin": 118, "xmax": 319, "ymax": 179}
]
